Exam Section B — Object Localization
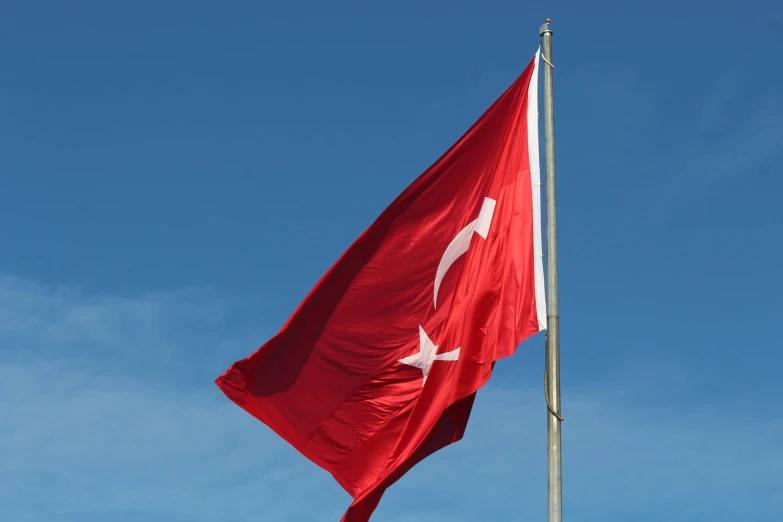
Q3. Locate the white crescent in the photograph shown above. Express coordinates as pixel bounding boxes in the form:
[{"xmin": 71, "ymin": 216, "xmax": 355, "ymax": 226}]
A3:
[{"xmin": 433, "ymin": 197, "xmax": 496, "ymax": 308}]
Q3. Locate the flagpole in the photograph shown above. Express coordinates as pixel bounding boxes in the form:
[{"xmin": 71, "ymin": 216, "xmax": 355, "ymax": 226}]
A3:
[{"xmin": 540, "ymin": 18, "xmax": 563, "ymax": 522}]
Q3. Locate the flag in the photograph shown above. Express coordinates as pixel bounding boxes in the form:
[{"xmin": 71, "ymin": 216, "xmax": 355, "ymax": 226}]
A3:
[{"xmin": 216, "ymin": 49, "xmax": 546, "ymax": 521}]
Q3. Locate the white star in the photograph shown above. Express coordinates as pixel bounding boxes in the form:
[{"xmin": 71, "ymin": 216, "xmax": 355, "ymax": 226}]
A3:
[{"xmin": 399, "ymin": 325, "xmax": 460, "ymax": 386}]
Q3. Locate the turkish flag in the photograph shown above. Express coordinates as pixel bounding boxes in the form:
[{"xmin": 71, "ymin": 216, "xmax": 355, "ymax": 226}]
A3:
[{"xmin": 216, "ymin": 50, "xmax": 546, "ymax": 521}]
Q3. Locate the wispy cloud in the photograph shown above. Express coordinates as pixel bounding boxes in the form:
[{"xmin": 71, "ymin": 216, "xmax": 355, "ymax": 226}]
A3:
[
  {"xmin": 0, "ymin": 275, "xmax": 349, "ymax": 522},
  {"xmin": 674, "ymin": 106, "xmax": 783, "ymax": 185},
  {"xmin": 0, "ymin": 275, "xmax": 233, "ymax": 345},
  {"xmin": 647, "ymin": 98, "xmax": 783, "ymax": 222},
  {"xmin": 1, "ymin": 275, "xmax": 781, "ymax": 522},
  {"xmin": 0, "ymin": 358, "xmax": 352, "ymax": 522}
]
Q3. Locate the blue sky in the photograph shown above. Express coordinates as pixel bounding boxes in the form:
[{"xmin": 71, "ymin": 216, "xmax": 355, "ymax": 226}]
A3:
[{"xmin": 2, "ymin": 1, "xmax": 782, "ymax": 521}]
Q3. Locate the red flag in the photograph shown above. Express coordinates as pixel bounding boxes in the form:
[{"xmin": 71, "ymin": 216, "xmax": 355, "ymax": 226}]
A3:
[{"xmin": 216, "ymin": 50, "xmax": 546, "ymax": 521}]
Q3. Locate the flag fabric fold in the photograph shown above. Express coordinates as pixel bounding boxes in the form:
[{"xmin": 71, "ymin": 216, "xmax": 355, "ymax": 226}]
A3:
[{"xmin": 216, "ymin": 49, "xmax": 546, "ymax": 521}]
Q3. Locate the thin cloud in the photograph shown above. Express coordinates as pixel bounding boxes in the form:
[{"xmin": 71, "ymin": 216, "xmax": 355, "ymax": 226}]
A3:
[
  {"xmin": 648, "ymin": 103, "xmax": 783, "ymax": 222},
  {"xmin": 0, "ymin": 358, "xmax": 349, "ymax": 521},
  {"xmin": 676, "ymin": 107, "xmax": 783, "ymax": 184}
]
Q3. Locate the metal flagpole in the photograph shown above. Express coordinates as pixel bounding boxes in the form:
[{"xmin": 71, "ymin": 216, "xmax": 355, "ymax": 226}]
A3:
[{"xmin": 540, "ymin": 18, "xmax": 563, "ymax": 522}]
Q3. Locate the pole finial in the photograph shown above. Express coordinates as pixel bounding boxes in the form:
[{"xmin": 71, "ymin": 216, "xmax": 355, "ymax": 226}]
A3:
[{"xmin": 540, "ymin": 18, "xmax": 552, "ymax": 36}]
